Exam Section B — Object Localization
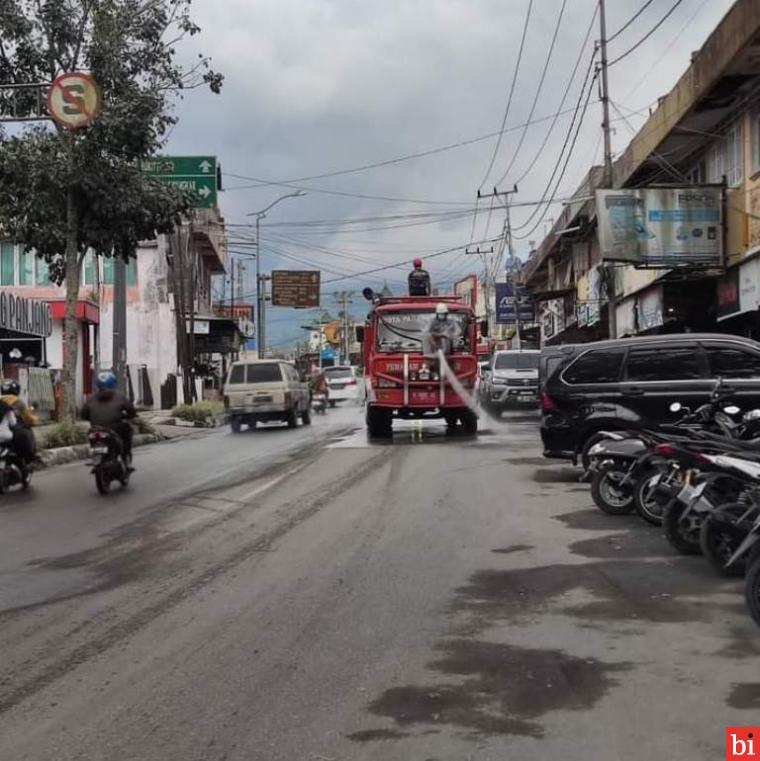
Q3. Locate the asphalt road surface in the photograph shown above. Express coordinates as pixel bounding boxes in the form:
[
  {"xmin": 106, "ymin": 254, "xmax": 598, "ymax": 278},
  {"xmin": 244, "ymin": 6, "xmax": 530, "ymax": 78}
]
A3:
[{"xmin": 1, "ymin": 405, "xmax": 758, "ymax": 760}]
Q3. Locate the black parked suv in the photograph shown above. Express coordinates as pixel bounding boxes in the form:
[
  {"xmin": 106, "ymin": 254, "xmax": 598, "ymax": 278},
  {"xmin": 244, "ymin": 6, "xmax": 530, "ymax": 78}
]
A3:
[{"xmin": 540, "ymin": 333, "xmax": 760, "ymax": 462}]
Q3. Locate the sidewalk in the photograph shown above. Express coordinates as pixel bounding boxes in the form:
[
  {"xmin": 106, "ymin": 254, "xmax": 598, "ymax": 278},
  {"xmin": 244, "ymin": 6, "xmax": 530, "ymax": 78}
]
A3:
[{"xmin": 33, "ymin": 409, "xmax": 223, "ymax": 468}]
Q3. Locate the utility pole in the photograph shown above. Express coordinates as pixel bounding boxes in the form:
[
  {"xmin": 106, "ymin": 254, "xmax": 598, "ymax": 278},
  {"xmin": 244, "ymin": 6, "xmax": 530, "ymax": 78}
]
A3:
[
  {"xmin": 334, "ymin": 291, "xmax": 354, "ymax": 364},
  {"xmin": 112, "ymin": 253, "xmax": 127, "ymax": 392},
  {"xmin": 477, "ymin": 185, "xmax": 518, "ymax": 341},
  {"xmin": 598, "ymin": 0, "xmax": 617, "ymax": 340}
]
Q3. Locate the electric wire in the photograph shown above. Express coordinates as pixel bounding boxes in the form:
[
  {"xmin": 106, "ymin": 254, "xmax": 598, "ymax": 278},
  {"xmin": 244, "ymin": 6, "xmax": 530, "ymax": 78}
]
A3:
[
  {"xmin": 477, "ymin": 0, "xmax": 534, "ymax": 189},
  {"xmin": 513, "ymin": 1, "xmax": 599, "ymax": 185},
  {"xmin": 512, "ymin": 48, "xmax": 598, "ymax": 234},
  {"xmin": 608, "ymin": 0, "xmax": 686, "ymax": 67},
  {"xmin": 514, "ymin": 67, "xmax": 599, "ymax": 240},
  {"xmin": 495, "ymin": 0, "xmax": 569, "ymax": 186},
  {"xmin": 607, "ymin": 0, "xmax": 657, "ymax": 42}
]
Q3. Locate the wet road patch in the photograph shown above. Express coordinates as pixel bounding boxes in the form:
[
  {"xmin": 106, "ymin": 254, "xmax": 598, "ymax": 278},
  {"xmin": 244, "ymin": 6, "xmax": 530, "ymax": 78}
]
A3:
[
  {"xmin": 357, "ymin": 639, "xmax": 629, "ymax": 738},
  {"xmin": 491, "ymin": 544, "xmax": 534, "ymax": 555},
  {"xmin": 727, "ymin": 683, "xmax": 760, "ymax": 709}
]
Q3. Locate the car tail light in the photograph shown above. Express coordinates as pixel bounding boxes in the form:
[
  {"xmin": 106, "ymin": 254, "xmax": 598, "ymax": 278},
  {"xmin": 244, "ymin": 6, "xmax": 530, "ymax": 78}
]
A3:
[
  {"xmin": 223, "ymin": 395, "xmax": 230, "ymax": 409},
  {"xmin": 655, "ymin": 443, "xmax": 677, "ymax": 457},
  {"xmin": 346, "ymin": 378, "xmax": 357, "ymax": 385},
  {"xmin": 540, "ymin": 392, "xmax": 557, "ymax": 413},
  {"xmin": 284, "ymin": 391, "xmax": 292, "ymax": 406}
]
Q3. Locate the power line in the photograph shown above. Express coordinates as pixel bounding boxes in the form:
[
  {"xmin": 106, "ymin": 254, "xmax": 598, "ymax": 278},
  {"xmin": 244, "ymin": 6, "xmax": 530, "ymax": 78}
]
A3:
[
  {"xmin": 512, "ymin": 49, "xmax": 598, "ymax": 234},
  {"xmin": 222, "ymin": 101, "xmax": 605, "ymax": 206},
  {"xmin": 513, "ymin": 1, "xmax": 599, "ymax": 186},
  {"xmin": 608, "ymin": 0, "xmax": 686, "ymax": 67},
  {"xmin": 622, "ymin": 0, "xmax": 711, "ymax": 102},
  {"xmin": 477, "ymin": 0, "xmax": 534, "ymax": 189},
  {"xmin": 514, "ymin": 67, "xmax": 599, "ymax": 240},
  {"xmin": 495, "ymin": 0, "xmax": 569, "ymax": 186},
  {"xmin": 607, "ymin": 0, "xmax": 656, "ymax": 42}
]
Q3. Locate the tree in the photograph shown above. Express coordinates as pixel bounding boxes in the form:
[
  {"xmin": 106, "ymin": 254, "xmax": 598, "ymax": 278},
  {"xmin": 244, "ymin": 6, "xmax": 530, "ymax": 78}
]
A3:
[{"xmin": 0, "ymin": 0, "xmax": 222, "ymax": 416}]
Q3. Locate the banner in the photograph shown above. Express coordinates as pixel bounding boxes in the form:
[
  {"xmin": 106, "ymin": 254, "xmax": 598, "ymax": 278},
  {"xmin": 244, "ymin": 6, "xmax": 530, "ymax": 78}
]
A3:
[
  {"xmin": 495, "ymin": 283, "xmax": 535, "ymax": 325},
  {"xmin": 596, "ymin": 187, "xmax": 722, "ymax": 266}
]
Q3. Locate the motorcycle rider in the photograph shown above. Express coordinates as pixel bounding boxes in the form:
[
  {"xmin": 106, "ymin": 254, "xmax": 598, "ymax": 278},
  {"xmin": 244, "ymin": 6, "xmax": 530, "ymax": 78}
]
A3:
[
  {"xmin": 408, "ymin": 258, "xmax": 431, "ymax": 296},
  {"xmin": 424, "ymin": 302, "xmax": 461, "ymax": 356},
  {"xmin": 81, "ymin": 371, "xmax": 137, "ymax": 469},
  {"xmin": 0, "ymin": 379, "xmax": 38, "ymax": 465}
]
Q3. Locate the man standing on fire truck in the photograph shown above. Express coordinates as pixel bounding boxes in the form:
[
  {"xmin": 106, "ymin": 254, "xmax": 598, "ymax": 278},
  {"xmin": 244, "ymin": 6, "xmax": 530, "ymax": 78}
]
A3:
[{"xmin": 408, "ymin": 258, "xmax": 431, "ymax": 296}]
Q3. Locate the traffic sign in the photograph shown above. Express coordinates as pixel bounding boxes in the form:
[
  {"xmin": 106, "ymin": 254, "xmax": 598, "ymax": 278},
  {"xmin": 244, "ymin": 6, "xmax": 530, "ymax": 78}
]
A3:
[
  {"xmin": 271, "ymin": 270, "xmax": 321, "ymax": 308},
  {"xmin": 47, "ymin": 72, "xmax": 101, "ymax": 129},
  {"xmin": 142, "ymin": 155, "xmax": 218, "ymax": 208}
]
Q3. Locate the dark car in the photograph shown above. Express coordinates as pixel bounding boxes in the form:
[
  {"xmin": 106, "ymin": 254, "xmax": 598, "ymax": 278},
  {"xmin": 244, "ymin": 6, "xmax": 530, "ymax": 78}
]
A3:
[{"xmin": 540, "ymin": 333, "xmax": 760, "ymax": 462}]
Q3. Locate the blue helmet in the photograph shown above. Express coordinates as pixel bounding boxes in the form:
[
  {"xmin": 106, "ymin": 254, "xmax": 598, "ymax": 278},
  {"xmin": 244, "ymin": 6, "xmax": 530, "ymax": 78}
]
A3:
[{"xmin": 95, "ymin": 371, "xmax": 118, "ymax": 391}]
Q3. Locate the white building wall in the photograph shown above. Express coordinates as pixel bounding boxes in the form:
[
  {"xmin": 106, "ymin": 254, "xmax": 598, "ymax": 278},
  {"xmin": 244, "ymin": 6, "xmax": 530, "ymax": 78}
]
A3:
[{"xmin": 98, "ymin": 238, "xmax": 179, "ymax": 408}]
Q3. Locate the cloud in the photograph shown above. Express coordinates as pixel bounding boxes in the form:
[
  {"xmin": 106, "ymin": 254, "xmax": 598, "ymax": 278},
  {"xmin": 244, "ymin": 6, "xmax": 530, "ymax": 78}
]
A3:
[{"xmin": 166, "ymin": 0, "xmax": 735, "ymax": 342}]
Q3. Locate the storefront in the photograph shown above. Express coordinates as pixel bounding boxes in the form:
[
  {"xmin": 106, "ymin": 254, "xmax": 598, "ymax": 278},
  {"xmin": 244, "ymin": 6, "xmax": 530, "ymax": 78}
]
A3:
[{"xmin": 716, "ymin": 256, "xmax": 760, "ymax": 339}]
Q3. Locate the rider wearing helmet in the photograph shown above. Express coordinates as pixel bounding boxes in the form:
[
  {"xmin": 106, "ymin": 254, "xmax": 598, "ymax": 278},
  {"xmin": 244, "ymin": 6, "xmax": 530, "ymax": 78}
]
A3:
[
  {"xmin": 408, "ymin": 257, "xmax": 431, "ymax": 296},
  {"xmin": 1, "ymin": 378, "xmax": 38, "ymax": 464},
  {"xmin": 81, "ymin": 372, "xmax": 137, "ymax": 467},
  {"xmin": 424, "ymin": 302, "xmax": 461, "ymax": 356}
]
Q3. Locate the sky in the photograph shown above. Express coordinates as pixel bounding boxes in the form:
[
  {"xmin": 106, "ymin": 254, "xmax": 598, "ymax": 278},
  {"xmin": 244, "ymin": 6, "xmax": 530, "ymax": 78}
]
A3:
[{"xmin": 165, "ymin": 0, "xmax": 736, "ymax": 348}]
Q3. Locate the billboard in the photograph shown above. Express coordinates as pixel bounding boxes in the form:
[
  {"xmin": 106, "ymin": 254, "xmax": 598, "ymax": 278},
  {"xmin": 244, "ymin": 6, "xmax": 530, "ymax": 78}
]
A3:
[
  {"xmin": 495, "ymin": 283, "xmax": 535, "ymax": 325},
  {"xmin": 596, "ymin": 187, "xmax": 722, "ymax": 266},
  {"xmin": 271, "ymin": 270, "xmax": 321, "ymax": 307}
]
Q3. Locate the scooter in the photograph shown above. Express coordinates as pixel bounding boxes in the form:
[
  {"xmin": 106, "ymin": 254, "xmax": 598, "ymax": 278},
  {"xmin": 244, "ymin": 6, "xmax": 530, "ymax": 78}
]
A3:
[
  {"xmin": 0, "ymin": 445, "xmax": 33, "ymax": 492},
  {"xmin": 312, "ymin": 393, "xmax": 327, "ymax": 415},
  {"xmin": 88, "ymin": 428, "xmax": 132, "ymax": 494}
]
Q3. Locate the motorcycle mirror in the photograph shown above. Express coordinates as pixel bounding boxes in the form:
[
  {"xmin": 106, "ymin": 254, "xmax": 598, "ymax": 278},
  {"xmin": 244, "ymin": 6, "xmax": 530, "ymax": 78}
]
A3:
[
  {"xmin": 724, "ymin": 405, "xmax": 741, "ymax": 416},
  {"xmin": 669, "ymin": 402, "xmax": 682, "ymax": 413}
]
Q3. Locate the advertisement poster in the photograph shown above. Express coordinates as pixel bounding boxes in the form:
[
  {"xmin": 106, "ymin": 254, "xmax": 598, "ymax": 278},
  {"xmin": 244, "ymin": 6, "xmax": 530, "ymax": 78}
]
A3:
[
  {"xmin": 495, "ymin": 283, "xmax": 535, "ymax": 325},
  {"xmin": 596, "ymin": 188, "xmax": 722, "ymax": 266}
]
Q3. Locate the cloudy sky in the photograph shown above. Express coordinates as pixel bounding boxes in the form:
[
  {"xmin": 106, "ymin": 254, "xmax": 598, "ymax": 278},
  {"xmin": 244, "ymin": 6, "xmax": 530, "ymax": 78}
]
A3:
[{"xmin": 167, "ymin": 0, "xmax": 735, "ymax": 347}]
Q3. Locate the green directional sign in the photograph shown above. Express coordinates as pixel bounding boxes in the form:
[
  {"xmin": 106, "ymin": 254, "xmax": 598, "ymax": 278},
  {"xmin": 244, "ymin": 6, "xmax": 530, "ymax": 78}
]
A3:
[{"xmin": 142, "ymin": 155, "xmax": 218, "ymax": 208}]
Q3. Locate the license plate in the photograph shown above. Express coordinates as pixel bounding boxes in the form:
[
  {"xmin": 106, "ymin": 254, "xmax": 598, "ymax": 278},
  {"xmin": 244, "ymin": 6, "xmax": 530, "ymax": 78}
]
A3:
[
  {"xmin": 411, "ymin": 391, "xmax": 438, "ymax": 403},
  {"xmin": 253, "ymin": 396, "xmax": 272, "ymax": 403},
  {"xmin": 332, "ymin": 384, "xmax": 345, "ymax": 391},
  {"xmin": 90, "ymin": 446, "xmax": 108, "ymax": 455}
]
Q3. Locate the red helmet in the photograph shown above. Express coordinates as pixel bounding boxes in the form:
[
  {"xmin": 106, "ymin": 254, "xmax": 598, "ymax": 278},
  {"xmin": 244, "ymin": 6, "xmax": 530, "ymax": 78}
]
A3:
[{"xmin": 413, "ymin": 258, "xmax": 423, "ymax": 268}]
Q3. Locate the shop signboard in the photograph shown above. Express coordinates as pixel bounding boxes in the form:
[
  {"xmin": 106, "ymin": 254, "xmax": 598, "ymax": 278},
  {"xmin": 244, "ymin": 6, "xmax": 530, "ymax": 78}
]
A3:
[
  {"xmin": 495, "ymin": 283, "xmax": 535, "ymax": 324},
  {"xmin": 0, "ymin": 291, "xmax": 53, "ymax": 337},
  {"xmin": 739, "ymin": 257, "xmax": 760, "ymax": 313},
  {"xmin": 597, "ymin": 187, "xmax": 722, "ymax": 267}
]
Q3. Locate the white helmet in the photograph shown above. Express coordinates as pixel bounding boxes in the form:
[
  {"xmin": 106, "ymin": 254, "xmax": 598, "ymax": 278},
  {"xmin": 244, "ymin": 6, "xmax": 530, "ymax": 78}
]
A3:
[{"xmin": 435, "ymin": 302, "xmax": 449, "ymax": 318}]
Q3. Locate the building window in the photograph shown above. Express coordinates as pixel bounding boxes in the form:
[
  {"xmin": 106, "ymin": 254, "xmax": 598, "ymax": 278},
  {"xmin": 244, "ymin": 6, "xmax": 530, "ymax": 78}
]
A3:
[
  {"xmin": 19, "ymin": 250, "xmax": 34, "ymax": 286},
  {"xmin": 36, "ymin": 257, "xmax": 50, "ymax": 285},
  {"xmin": 1, "ymin": 242, "xmax": 15, "ymax": 286},
  {"xmin": 102, "ymin": 257, "xmax": 137, "ymax": 286},
  {"xmin": 83, "ymin": 252, "xmax": 96, "ymax": 286},
  {"xmin": 708, "ymin": 121, "xmax": 743, "ymax": 186}
]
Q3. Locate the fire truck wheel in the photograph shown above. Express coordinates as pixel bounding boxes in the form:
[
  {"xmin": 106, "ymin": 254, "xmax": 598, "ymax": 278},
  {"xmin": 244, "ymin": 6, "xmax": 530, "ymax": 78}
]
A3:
[
  {"xmin": 366, "ymin": 406, "xmax": 393, "ymax": 439},
  {"xmin": 460, "ymin": 409, "xmax": 478, "ymax": 435}
]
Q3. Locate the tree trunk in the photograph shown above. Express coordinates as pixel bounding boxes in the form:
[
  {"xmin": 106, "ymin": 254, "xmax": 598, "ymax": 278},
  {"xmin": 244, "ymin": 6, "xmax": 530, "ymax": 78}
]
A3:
[{"xmin": 62, "ymin": 188, "xmax": 81, "ymax": 420}]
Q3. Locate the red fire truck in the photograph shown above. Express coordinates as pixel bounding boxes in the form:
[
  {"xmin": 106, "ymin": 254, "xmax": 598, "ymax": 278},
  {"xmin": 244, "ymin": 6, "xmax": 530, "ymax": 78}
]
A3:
[{"xmin": 358, "ymin": 290, "xmax": 486, "ymax": 438}]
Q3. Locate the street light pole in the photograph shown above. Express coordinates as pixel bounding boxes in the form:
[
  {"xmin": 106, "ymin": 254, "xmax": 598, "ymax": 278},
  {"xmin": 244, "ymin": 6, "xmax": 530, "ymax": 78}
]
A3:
[{"xmin": 247, "ymin": 191, "xmax": 306, "ymax": 359}]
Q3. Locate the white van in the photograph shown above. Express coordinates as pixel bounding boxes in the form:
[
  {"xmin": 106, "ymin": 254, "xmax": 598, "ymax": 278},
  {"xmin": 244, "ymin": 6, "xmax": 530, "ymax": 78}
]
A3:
[{"xmin": 223, "ymin": 360, "xmax": 311, "ymax": 432}]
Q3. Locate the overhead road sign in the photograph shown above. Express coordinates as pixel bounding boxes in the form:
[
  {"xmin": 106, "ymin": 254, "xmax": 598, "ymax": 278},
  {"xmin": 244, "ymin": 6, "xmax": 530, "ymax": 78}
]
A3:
[
  {"xmin": 271, "ymin": 270, "xmax": 321, "ymax": 308},
  {"xmin": 47, "ymin": 72, "xmax": 101, "ymax": 129},
  {"xmin": 142, "ymin": 155, "xmax": 219, "ymax": 208}
]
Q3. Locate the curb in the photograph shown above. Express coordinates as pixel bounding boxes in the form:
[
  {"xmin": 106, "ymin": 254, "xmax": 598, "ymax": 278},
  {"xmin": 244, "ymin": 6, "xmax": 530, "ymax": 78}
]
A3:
[{"xmin": 38, "ymin": 433, "xmax": 163, "ymax": 469}]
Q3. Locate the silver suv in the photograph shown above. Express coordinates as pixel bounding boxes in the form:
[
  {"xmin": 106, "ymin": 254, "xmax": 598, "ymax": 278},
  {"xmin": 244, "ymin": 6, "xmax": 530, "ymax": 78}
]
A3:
[{"xmin": 481, "ymin": 350, "xmax": 540, "ymax": 412}]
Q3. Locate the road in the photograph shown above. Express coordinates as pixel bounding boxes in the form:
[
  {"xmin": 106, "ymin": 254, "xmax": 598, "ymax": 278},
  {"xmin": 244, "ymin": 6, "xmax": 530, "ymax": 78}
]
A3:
[{"xmin": 0, "ymin": 405, "xmax": 757, "ymax": 760}]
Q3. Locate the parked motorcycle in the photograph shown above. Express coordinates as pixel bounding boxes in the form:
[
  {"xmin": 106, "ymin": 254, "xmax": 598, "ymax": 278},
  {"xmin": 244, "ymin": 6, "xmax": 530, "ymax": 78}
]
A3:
[
  {"xmin": 587, "ymin": 381, "xmax": 750, "ymax": 522},
  {"xmin": 88, "ymin": 428, "xmax": 132, "ymax": 494}
]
